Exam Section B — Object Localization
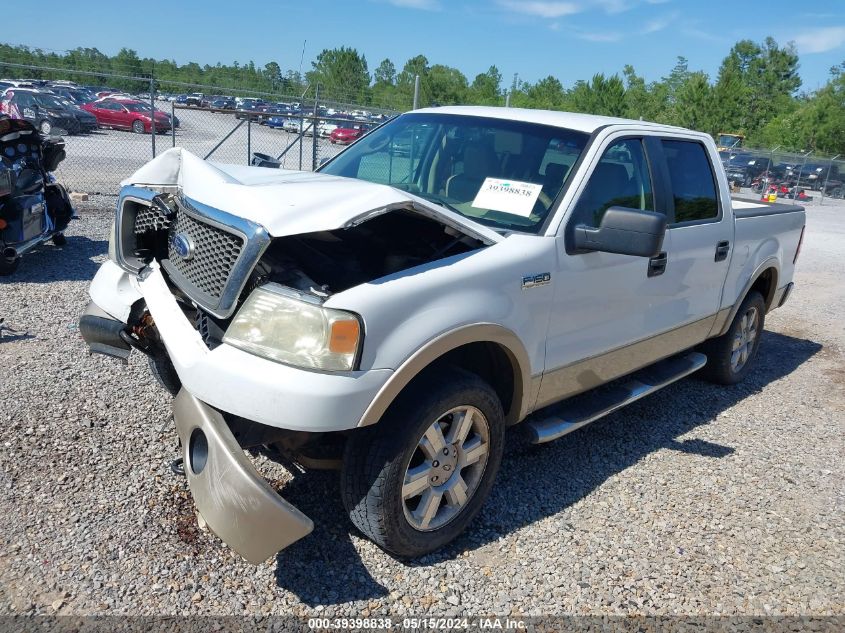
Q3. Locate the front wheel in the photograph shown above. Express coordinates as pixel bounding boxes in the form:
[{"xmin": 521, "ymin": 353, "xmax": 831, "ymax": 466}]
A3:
[
  {"xmin": 39, "ymin": 120, "xmax": 52, "ymax": 135},
  {"xmin": 699, "ymin": 291, "xmax": 765, "ymax": 385},
  {"xmin": 132, "ymin": 120, "xmax": 145, "ymax": 134},
  {"xmin": 341, "ymin": 367, "xmax": 504, "ymax": 558},
  {"xmin": 52, "ymin": 232, "xmax": 67, "ymax": 246}
]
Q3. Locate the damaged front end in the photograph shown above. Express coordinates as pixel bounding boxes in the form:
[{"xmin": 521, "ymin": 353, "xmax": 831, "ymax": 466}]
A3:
[{"xmin": 80, "ymin": 148, "xmax": 493, "ymax": 562}]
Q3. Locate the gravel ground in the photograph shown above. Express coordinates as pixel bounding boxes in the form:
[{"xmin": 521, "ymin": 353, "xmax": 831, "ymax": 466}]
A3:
[{"xmin": 0, "ymin": 196, "xmax": 842, "ymax": 618}]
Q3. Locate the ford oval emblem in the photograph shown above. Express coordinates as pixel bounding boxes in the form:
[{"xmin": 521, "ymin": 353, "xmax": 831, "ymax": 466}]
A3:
[{"xmin": 172, "ymin": 233, "xmax": 195, "ymax": 261}]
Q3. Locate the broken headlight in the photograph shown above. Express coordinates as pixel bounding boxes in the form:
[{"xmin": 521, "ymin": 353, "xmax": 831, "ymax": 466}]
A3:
[{"xmin": 222, "ymin": 284, "xmax": 362, "ymax": 371}]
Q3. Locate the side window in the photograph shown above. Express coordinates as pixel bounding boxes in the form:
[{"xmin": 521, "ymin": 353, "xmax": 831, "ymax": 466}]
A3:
[
  {"xmin": 572, "ymin": 139, "xmax": 653, "ymax": 227},
  {"xmin": 661, "ymin": 140, "xmax": 719, "ymax": 223}
]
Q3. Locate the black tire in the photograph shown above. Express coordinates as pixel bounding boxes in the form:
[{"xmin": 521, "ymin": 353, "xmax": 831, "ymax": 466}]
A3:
[
  {"xmin": 52, "ymin": 232, "xmax": 67, "ymax": 246},
  {"xmin": 341, "ymin": 367, "xmax": 505, "ymax": 558},
  {"xmin": 148, "ymin": 355, "xmax": 181, "ymax": 396},
  {"xmin": 0, "ymin": 256, "xmax": 20, "ymax": 276},
  {"xmin": 39, "ymin": 119, "xmax": 52, "ymax": 135},
  {"xmin": 132, "ymin": 120, "xmax": 145, "ymax": 134},
  {"xmin": 699, "ymin": 291, "xmax": 765, "ymax": 385}
]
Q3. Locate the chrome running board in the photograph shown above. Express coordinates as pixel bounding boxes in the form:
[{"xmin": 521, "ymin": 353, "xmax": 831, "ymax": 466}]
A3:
[{"xmin": 526, "ymin": 351, "xmax": 707, "ymax": 444}]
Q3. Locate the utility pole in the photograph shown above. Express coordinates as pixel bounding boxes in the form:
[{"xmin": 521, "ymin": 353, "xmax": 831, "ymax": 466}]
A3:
[
  {"xmin": 820, "ymin": 154, "xmax": 841, "ymax": 204},
  {"xmin": 149, "ymin": 74, "xmax": 156, "ymax": 158},
  {"xmin": 413, "ymin": 75, "xmax": 420, "ymax": 110},
  {"xmin": 298, "ymin": 40, "xmax": 307, "ymax": 82},
  {"xmin": 793, "ymin": 150, "xmax": 811, "ymax": 201}
]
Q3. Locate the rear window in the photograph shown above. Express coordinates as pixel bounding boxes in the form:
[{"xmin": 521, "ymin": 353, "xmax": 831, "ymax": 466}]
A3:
[{"xmin": 661, "ymin": 140, "xmax": 719, "ymax": 223}]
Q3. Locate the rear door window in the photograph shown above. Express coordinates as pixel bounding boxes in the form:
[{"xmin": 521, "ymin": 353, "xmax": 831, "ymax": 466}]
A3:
[{"xmin": 661, "ymin": 140, "xmax": 719, "ymax": 223}]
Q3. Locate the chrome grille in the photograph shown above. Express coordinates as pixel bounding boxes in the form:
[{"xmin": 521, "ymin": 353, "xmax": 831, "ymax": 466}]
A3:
[
  {"xmin": 134, "ymin": 203, "xmax": 172, "ymax": 234},
  {"xmin": 166, "ymin": 211, "xmax": 244, "ymax": 301},
  {"xmin": 116, "ymin": 187, "xmax": 271, "ymax": 319}
]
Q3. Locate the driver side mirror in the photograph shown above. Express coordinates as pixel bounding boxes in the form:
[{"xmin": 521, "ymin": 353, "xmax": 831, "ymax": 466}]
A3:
[{"xmin": 573, "ymin": 206, "xmax": 666, "ymax": 257}]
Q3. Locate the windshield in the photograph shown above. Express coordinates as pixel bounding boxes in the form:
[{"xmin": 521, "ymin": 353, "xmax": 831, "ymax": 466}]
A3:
[
  {"xmin": 319, "ymin": 113, "xmax": 589, "ymax": 233},
  {"xmin": 125, "ymin": 103, "xmax": 152, "ymax": 112},
  {"xmin": 33, "ymin": 94, "xmax": 64, "ymax": 108},
  {"xmin": 718, "ymin": 134, "xmax": 742, "ymax": 148}
]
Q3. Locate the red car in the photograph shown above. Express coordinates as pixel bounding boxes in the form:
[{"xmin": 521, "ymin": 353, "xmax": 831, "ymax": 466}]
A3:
[
  {"xmin": 329, "ymin": 122, "xmax": 371, "ymax": 145},
  {"xmin": 82, "ymin": 98, "xmax": 171, "ymax": 134}
]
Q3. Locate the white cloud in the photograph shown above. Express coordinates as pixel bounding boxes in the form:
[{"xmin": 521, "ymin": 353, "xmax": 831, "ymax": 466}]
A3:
[
  {"xmin": 642, "ymin": 11, "xmax": 678, "ymax": 34},
  {"xmin": 496, "ymin": 1, "xmax": 581, "ymax": 19},
  {"xmin": 594, "ymin": 0, "xmax": 635, "ymax": 13},
  {"xmin": 578, "ymin": 31, "xmax": 623, "ymax": 42},
  {"xmin": 383, "ymin": 0, "xmax": 440, "ymax": 9},
  {"xmin": 793, "ymin": 26, "xmax": 845, "ymax": 54}
]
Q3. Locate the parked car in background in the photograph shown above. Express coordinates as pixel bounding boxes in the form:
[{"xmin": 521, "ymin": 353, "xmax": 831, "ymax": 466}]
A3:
[
  {"xmin": 722, "ymin": 152, "xmax": 772, "ymax": 187},
  {"xmin": 329, "ymin": 122, "xmax": 372, "ymax": 144},
  {"xmin": 282, "ymin": 117, "xmax": 301, "ymax": 133},
  {"xmin": 175, "ymin": 94, "xmax": 188, "ymax": 105},
  {"xmin": 0, "ymin": 88, "xmax": 91, "ymax": 135},
  {"xmin": 47, "ymin": 85, "xmax": 96, "ymax": 106},
  {"xmin": 82, "ymin": 98, "xmax": 171, "ymax": 134},
  {"xmin": 264, "ymin": 116, "xmax": 286, "ymax": 129},
  {"xmin": 186, "ymin": 93, "xmax": 204, "ymax": 107},
  {"xmin": 209, "ymin": 97, "xmax": 236, "ymax": 110},
  {"xmin": 317, "ymin": 120, "xmax": 343, "ymax": 138},
  {"xmin": 256, "ymin": 103, "xmax": 291, "ymax": 124},
  {"xmin": 235, "ymin": 102, "xmax": 264, "ymax": 119}
]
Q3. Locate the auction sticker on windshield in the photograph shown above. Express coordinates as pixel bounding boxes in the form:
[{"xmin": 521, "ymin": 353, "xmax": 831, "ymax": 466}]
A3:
[{"xmin": 472, "ymin": 178, "xmax": 543, "ymax": 217}]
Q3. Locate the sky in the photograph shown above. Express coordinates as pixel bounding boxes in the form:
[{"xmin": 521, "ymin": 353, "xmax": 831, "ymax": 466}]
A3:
[{"xmin": 4, "ymin": 0, "xmax": 845, "ymax": 92}]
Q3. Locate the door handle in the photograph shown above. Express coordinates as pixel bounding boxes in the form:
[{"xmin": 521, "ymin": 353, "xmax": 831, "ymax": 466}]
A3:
[
  {"xmin": 648, "ymin": 251, "xmax": 667, "ymax": 277},
  {"xmin": 715, "ymin": 240, "xmax": 731, "ymax": 262}
]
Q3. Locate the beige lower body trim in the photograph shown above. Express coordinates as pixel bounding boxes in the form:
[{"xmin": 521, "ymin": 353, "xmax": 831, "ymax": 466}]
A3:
[
  {"xmin": 172, "ymin": 389, "xmax": 313, "ymax": 564},
  {"xmin": 534, "ymin": 315, "xmax": 716, "ymax": 411}
]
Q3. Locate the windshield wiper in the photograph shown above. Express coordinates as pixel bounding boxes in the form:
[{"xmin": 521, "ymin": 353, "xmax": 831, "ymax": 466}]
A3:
[{"xmin": 416, "ymin": 192, "xmax": 461, "ymax": 214}]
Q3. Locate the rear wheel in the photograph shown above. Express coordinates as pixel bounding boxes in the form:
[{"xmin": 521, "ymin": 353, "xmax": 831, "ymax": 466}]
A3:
[
  {"xmin": 132, "ymin": 120, "xmax": 145, "ymax": 134},
  {"xmin": 341, "ymin": 367, "xmax": 504, "ymax": 558},
  {"xmin": 699, "ymin": 291, "xmax": 765, "ymax": 385}
]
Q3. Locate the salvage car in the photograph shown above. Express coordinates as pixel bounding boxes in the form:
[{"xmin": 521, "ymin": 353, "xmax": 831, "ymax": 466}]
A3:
[
  {"xmin": 79, "ymin": 107, "xmax": 805, "ymax": 563},
  {"xmin": 329, "ymin": 122, "xmax": 372, "ymax": 144},
  {"xmin": 0, "ymin": 89, "xmax": 93, "ymax": 135},
  {"xmin": 82, "ymin": 98, "xmax": 171, "ymax": 134}
]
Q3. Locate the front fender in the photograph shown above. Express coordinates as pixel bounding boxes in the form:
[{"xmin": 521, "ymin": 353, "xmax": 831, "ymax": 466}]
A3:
[{"xmin": 357, "ymin": 322, "xmax": 533, "ymax": 427}]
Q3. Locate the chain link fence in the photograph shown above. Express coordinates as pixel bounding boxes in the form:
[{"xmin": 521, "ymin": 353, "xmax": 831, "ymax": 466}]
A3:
[
  {"xmin": 0, "ymin": 63, "xmax": 397, "ymax": 195},
  {"xmin": 3, "ymin": 62, "xmax": 843, "ymax": 205},
  {"xmin": 721, "ymin": 144, "xmax": 845, "ymax": 204}
]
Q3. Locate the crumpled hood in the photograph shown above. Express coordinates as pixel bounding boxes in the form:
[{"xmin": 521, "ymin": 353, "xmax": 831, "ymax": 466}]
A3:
[{"xmin": 121, "ymin": 147, "xmax": 500, "ymax": 243}]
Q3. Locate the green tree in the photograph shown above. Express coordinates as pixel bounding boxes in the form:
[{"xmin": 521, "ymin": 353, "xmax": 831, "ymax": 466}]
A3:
[
  {"xmin": 374, "ymin": 58, "xmax": 397, "ymax": 86},
  {"xmin": 674, "ymin": 71, "xmax": 713, "ymax": 132},
  {"xmin": 712, "ymin": 58, "xmax": 749, "ymax": 134},
  {"xmin": 427, "ymin": 64, "xmax": 468, "ymax": 105},
  {"xmin": 525, "ymin": 75, "xmax": 565, "ymax": 110},
  {"xmin": 396, "ymin": 55, "xmax": 430, "ymax": 108},
  {"xmin": 469, "ymin": 65, "xmax": 502, "ymax": 104},
  {"xmin": 306, "ymin": 46, "xmax": 370, "ymax": 103}
]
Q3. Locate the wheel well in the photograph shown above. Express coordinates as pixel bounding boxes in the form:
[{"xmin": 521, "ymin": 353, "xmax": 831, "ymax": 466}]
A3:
[
  {"xmin": 750, "ymin": 267, "xmax": 778, "ymax": 310},
  {"xmin": 420, "ymin": 342, "xmax": 518, "ymax": 423}
]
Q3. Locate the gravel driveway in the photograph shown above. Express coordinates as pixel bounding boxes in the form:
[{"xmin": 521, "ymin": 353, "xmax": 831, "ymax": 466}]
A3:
[{"xmin": 0, "ymin": 197, "xmax": 842, "ymax": 618}]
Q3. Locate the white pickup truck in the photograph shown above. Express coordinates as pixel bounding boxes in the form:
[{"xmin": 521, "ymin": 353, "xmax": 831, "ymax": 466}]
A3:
[{"xmin": 80, "ymin": 106, "xmax": 805, "ymax": 563}]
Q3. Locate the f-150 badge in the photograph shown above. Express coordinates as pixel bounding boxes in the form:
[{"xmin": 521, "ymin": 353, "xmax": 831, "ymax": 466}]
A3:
[{"xmin": 522, "ymin": 273, "xmax": 551, "ymax": 289}]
